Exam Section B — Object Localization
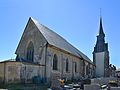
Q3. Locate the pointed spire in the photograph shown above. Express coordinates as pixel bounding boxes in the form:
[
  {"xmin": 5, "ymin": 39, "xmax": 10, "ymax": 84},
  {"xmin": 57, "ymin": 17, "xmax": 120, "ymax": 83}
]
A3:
[{"xmin": 99, "ymin": 15, "xmax": 105, "ymax": 36}]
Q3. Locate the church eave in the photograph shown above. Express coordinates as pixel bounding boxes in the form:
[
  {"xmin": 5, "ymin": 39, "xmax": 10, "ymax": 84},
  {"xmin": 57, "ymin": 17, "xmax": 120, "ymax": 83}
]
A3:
[
  {"xmin": 48, "ymin": 44, "xmax": 94, "ymax": 65},
  {"xmin": 48, "ymin": 44, "xmax": 81, "ymax": 59}
]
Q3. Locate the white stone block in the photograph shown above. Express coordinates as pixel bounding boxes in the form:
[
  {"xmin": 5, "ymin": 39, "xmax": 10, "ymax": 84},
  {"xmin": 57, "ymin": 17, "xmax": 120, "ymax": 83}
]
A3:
[
  {"xmin": 110, "ymin": 87, "xmax": 120, "ymax": 90},
  {"xmin": 84, "ymin": 84, "xmax": 100, "ymax": 90}
]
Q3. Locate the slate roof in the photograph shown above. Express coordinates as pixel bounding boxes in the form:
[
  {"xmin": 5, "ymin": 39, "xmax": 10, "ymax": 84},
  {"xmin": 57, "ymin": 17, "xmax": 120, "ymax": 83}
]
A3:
[{"xmin": 31, "ymin": 17, "xmax": 93, "ymax": 64}]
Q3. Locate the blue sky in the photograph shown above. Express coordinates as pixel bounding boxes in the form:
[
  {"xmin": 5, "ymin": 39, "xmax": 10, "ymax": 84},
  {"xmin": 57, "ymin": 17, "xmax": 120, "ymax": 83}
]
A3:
[{"xmin": 0, "ymin": 0, "xmax": 120, "ymax": 68}]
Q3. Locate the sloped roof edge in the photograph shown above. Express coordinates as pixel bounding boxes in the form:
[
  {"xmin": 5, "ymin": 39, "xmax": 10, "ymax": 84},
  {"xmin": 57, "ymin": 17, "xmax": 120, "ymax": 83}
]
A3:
[{"xmin": 30, "ymin": 17, "xmax": 93, "ymax": 64}]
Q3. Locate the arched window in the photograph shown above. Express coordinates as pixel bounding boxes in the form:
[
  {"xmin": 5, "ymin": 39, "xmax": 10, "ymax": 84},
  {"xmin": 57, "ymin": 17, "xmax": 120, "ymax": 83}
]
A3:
[
  {"xmin": 66, "ymin": 59, "xmax": 69, "ymax": 72},
  {"xmin": 75, "ymin": 62, "xmax": 77, "ymax": 72},
  {"xmin": 53, "ymin": 54, "xmax": 58, "ymax": 70},
  {"xmin": 26, "ymin": 41, "xmax": 34, "ymax": 62},
  {"xmin": 86, "ymin": 65, "xmax": 89, "ymax": 75}
]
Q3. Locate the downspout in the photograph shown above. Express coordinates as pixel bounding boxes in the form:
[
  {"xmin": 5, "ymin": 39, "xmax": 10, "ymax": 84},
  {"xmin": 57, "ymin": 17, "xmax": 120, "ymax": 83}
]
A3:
[
  {"xmin": 44, "ymin": 42, "xmax": 48, "ymax": 83},
  {"xmin": 83, "ymin": 60, "xmax": 85, "ymax": 78},
  {"xmin": 72, "ymin": 58, "xmax": 73, "ymax": 81},
  {"xmin": 61, "ymin": 54, "xmax": 63, "ymax": 78}
]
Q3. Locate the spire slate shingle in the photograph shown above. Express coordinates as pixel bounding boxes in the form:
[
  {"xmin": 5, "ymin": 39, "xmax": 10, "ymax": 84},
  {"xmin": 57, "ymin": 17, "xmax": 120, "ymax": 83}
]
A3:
[{"xmin": 99, "ymin": 17, "xmax": 105, "ymax": 36}]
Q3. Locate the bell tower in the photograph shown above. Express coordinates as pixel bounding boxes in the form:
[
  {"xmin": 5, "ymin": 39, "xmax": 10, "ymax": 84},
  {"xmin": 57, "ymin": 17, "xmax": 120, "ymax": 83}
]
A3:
[{"xmin": 93, "ymin": 17, "xmax": 109, "ymax": 77}]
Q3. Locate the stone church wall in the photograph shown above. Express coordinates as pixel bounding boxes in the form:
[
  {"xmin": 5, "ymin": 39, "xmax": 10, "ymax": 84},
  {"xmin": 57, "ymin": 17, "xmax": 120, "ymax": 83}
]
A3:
[
  {"xmin": 0, "ymin": 61, "xmax": 44, "ymax": 84},
  {"xmin": 46, "ymin": 46, "xmax": 82, "ymax": 82},
  {"xmin": 15, "ymin": 19, "xmax": 47, "ymax": 64}
]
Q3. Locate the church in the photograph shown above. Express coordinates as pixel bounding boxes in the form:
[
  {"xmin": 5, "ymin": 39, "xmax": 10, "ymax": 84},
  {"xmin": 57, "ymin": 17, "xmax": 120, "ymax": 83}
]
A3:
[{"xmin": 0, "ymin": 17, "xmax": 111, "ymax": 84}]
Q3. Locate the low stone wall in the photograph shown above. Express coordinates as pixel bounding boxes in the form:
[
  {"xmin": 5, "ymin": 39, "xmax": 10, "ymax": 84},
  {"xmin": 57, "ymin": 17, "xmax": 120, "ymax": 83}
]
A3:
[
  {"xmin": 84, "ymin": 84, "xmax": 100, "ymax": 90},
  {"xmin": 91, "ymin": 77, "xmax": 117, "ymax": 85},
  {"xmin": 110, "ymin": 87, "xmax": 120, "ymax": 90},
  {"xmin": 0, "ymin": 61, "xmax": 44, "ymax": 84}
]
